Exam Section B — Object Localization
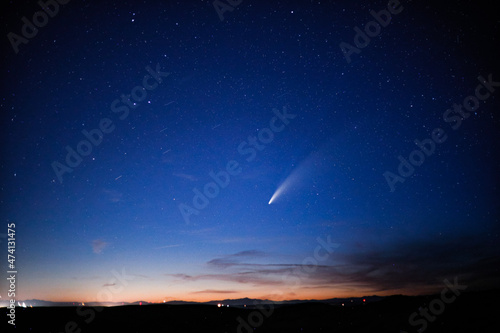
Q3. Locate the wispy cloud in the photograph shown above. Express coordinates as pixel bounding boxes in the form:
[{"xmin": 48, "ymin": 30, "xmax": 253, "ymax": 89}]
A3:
[
  {"xmin": 168, "ymin": 273, "xmax": 194, "ymax": 280},
  {"xmin": 179, "ymin": 227, "xmax": 218, "ymax": 236},
  {"xmin": 206, "ymin": 250, "xmax": 268, "ymax": 269},
  {"xmin": 191, "ymin": 289, "xmax": 238, "ymax": 294},
  {"xmin": 166, "ymin": 235, "xmax": 500, "ymax": 294},
  {"xmin": 208, "ymin": 235, "xmax": 300, "ymax": 245},
  {"xmin": 91, "ymin": 239, "xmax": 108, "ymax": 254},
  {"xmin": 155, "ymin": 244, "xmax": 181, "ymax": 249},
  {"xmin": 71, "ymin": 275, "xmax": 100, "ymax": 280},
  {"xmin": 173, "ymin": 173, "xmax": 198, "ymax": 181},
  {"xmin": 165, "ymin": 272, "xmax": 283, "ymax": 286},
  {"xmin": 103, "ymin": 189, "xmax": 122, "ymax": 203},
  {"xmin": 209, "ymin": 237, "xmax": 259, "ymax": 244},
  {"xmin": 325, "ymin": 234, "xmax": 500, "ymax": 292},
  {"xmin": 133, "ymin": 274, "xmax": 150, "ymax": 279},
  {"xmin": 232, "ymin": 250, "xmax": 268, "ymax": 257}
]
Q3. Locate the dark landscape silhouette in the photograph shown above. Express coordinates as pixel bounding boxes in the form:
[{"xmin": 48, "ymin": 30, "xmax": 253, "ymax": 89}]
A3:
[{"xmin": 3, "ymin": 289, "xmax": 498, "ymax": 332}]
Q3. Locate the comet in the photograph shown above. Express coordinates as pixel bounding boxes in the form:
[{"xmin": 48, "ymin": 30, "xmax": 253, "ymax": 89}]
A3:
[
  {"xmin": 269, "ymin": 166, "xmax": 303, "ymax": 205},
  {"xmin": 268, "ymin": 151, "xmax": 318, "ymax": 204},
  {"xmin": 267, "ymin": 145, "xmax": 332, "ymax": 205},
  {"xmin": 268, "ymin": 183, "xmax": 284, "ymax": 205},
  {"xmin": 268, "ymin": 170, "xmax": 299, "ymax": 204}
]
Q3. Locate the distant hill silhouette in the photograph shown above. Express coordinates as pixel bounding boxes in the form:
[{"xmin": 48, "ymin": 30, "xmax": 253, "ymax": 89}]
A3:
[
  {"xmin": 2, "ymin": 290, "xmax": 498, "ymax": 332},
  {"xmin": 0, "ymin": 295, "xmax": 384, "ymax": 308}
]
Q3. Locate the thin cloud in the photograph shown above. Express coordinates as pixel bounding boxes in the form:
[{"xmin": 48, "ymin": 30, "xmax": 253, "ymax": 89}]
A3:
[
  {"xmin": 155, "ymin": 244, "xmax": 181, "ymax": 249},
  {"xmin": 207, "ymin": 250, "xmax": 269, "ymax": 268},
  {"xmin": 231, "ymin": 250, "xmax": 268, "ymax": 257},
  {"xmin": 167, "ymin": 234, "xmax": 500, "ymax": 294},
  {"xmin": 133, "ymin": 274, "xmax": 150, "ymax": 279},
  {"xmin": 103, "ymin": 189, "xmax": 122, "ymax": 203},
  {"xmin": 165, "ymin": 272, "xmax": 282, "ymax": 286},
  {"xmin": 179, "ymin": 227, "xmax": 218, "ymax": 236},
  {"xmin": 71, "ymin": 275, "xmax": 100, "ymax": 280},
  {"xmin": 209, "ymin": 237, "xmax": 258, "ymax": 244},
  {"xmin": 91, "ymin": 239, "xmax": 108, "ymax": 254},
  {"xmin": 173, "ymin": 173, "xmax": 198, "ymax": 181},
  {"xmin": 168, "ymin": 273, "xmax": 194, "ymax": 280},
  {"xmin": 191, "ymin": 289, "xmax": 238, "ymax": 294}
]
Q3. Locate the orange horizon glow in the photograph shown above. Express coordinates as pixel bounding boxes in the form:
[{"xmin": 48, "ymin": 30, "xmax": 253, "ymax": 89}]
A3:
[{"xmin": 18, "ymin": 285, "xmax": 441, "ymax": 304}]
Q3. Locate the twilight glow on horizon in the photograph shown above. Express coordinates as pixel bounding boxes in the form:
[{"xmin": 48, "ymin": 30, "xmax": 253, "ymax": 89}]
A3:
[{"xmin": 1, "ymin": 0, "xmax": 499, "ymax": 305}]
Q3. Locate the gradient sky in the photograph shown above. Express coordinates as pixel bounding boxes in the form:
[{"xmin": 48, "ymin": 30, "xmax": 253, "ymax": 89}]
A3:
[{"xmin": 1, "ymin": 0, "xmax": 499, "ymax": 303}]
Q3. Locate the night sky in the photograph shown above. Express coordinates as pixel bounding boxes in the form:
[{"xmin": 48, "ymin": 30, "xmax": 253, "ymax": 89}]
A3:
[{"xmin": 1, "ymin": 0, "xmax": 499, "ymax": 304}]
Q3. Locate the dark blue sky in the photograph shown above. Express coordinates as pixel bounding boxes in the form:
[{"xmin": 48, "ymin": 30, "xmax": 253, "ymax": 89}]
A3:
[{"xmin": 1, "ymin": 0, "xmax": 499, "ymax": 303}]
